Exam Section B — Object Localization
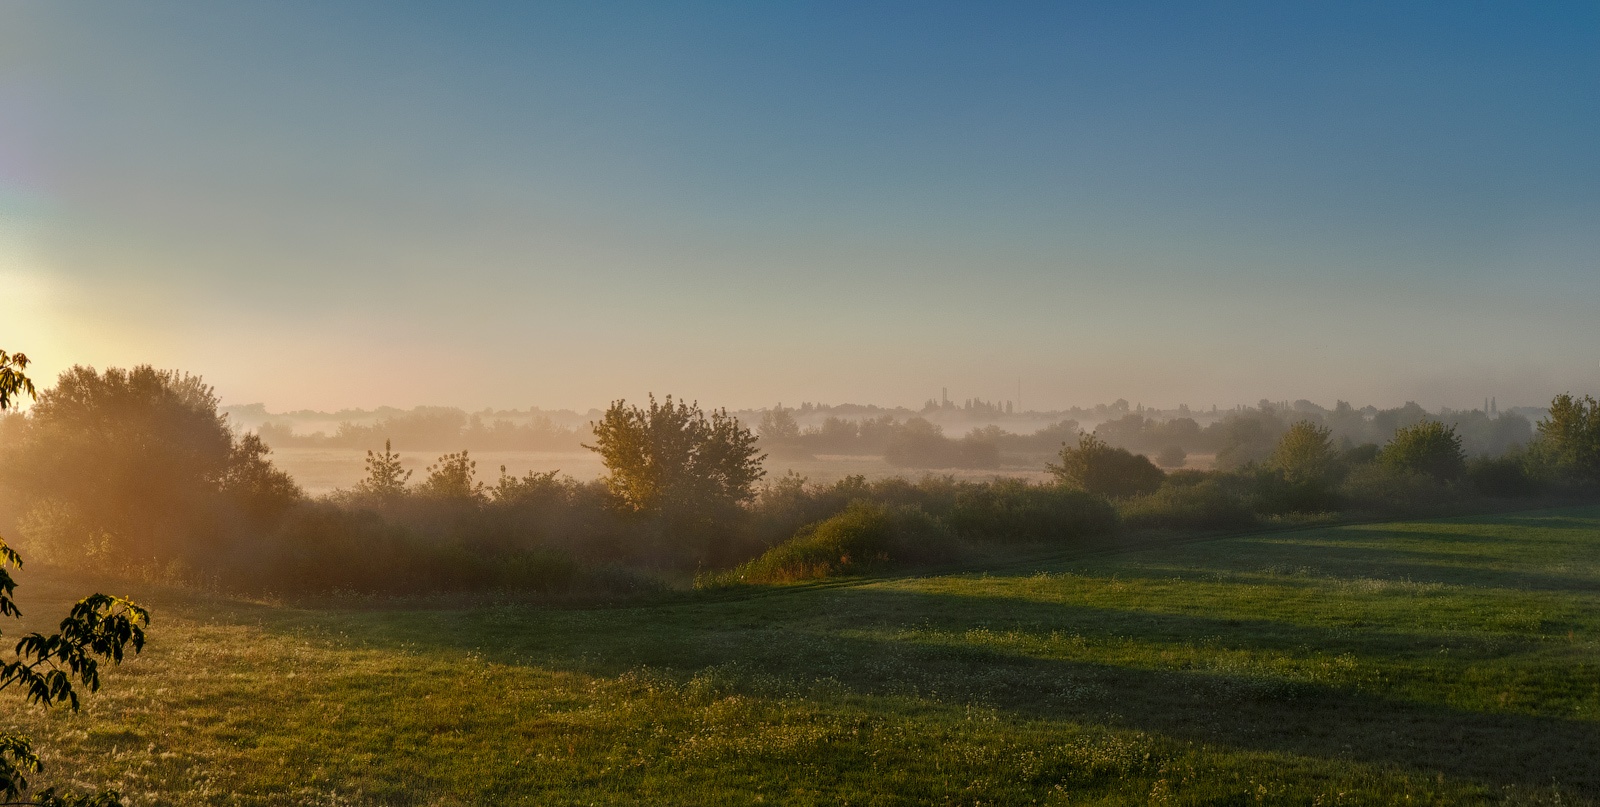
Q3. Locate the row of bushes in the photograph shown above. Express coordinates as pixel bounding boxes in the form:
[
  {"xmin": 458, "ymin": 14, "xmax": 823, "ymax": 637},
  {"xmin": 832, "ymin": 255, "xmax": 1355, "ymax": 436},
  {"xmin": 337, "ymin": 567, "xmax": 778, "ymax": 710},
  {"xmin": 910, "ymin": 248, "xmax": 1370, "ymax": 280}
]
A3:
[
  {"xmin": 4, "ymin": 364, "xmax": 1596, "ymax": 596},
  {"xmin": 721, "ymin": 461, "xmax": 1547, "ymax": 588},
  {"xmin": 711, "ymin": 479, "xmax": 1118, "ymax": 584},
  {"xmin": 726, "ymin": 405, "xmax": 1600, "ymax": 585}
]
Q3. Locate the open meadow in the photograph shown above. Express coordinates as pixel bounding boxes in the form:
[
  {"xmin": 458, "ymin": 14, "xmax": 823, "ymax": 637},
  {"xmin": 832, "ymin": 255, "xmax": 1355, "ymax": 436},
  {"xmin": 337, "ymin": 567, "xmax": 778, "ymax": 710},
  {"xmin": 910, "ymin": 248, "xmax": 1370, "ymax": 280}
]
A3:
[{"xmin": 4, "ymin": 507, "xmax": 1598, "ymax": 806}]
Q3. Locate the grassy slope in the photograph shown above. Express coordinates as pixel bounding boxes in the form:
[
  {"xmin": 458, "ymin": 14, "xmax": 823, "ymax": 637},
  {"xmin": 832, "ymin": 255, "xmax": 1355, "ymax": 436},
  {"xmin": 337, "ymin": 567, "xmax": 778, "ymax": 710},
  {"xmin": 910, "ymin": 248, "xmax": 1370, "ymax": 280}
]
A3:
[{"xmin": 5, "ymin": 508, "xmax": 1599, "ymax": 806}]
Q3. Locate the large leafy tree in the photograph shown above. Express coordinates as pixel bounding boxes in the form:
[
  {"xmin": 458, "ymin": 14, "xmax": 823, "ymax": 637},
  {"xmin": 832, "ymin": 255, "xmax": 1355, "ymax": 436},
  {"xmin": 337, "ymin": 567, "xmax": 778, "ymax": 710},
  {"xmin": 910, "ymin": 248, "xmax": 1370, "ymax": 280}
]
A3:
[
  {"xmin": 1535, "ymin": 393, "xmax": 1600, "ymax": 482},
  {"xmin": 0, "ymin": 365, "xmax": 300, "ymax": 566},
  {"xmin": 587, "ymin": 395, "xmax": 765, "ymax": 519},
  {"xmin": 1381, "ymin": 420, "xmax": 1467, "ymax": 482},
  {"xmin": 1256, "ymin": 421, "xmax": 1344, "ymax": 513},
  {"xmin": 1271, "ymin": 421, "xmax": 1338, "ymax": 485},
  {"xmin": 1047, "ymin": 432, "xmax": 1164, "ymax": 499},
  {"xmin": 756, "ymin": 406, "xmax": 801, "ymax": 442},
  {"xmin": 0, "ymin": 350, "xmax": 150, "ymax": 806}
]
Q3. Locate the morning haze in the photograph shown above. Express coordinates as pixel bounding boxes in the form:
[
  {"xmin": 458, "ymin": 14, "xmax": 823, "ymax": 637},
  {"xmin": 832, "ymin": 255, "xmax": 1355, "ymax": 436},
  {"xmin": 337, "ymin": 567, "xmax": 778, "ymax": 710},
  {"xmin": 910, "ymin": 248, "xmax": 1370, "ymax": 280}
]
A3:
[
  {"xmin": 4, "ymin": 3, "xmax": 1597, "ymax": 412},
  {"xmin": 1, "ymin": 3, "xmax": 1599, "ymax": 805}
]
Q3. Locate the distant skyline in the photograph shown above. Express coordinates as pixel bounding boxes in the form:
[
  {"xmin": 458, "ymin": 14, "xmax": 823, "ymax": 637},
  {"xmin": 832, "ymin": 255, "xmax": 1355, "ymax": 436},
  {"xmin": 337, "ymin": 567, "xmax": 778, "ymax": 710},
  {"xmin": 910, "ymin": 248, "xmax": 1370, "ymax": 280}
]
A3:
[{"xmin": 3, "ymin": 2, "xmax": 1597, "ymax": 412}]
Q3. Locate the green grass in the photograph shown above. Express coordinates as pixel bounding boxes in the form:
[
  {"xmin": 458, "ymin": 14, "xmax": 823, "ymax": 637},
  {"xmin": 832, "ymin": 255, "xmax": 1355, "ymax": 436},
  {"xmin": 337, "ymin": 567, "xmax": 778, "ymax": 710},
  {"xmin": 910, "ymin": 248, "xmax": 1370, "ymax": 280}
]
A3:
[{"xmin": 6, "ymin": 507, "xmax": 1599, "ymax": 805}]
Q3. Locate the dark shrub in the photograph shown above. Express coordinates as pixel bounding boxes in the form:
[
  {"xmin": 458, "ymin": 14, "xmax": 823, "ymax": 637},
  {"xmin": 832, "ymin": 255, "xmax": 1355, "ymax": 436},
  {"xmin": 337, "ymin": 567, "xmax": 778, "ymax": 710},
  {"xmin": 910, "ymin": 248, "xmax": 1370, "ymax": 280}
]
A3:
[
  {"xmin": 726, "ymin": 502, "xmax": 959, "ymax": 583},
  {"xmin": 1533, "ymin": 393, "xmax": 1600, "ymax": 482},
  {"xmin": 1467, "ymin": 455, "xmax": 1539, "ymax": 498},
  {"xmin": 1162, "ymin": 469, "xmax": 1212, "ymax": 487},
  {"xmin": 1048, "ymin": 433, "xmax": 1165, "ymax": 498},
  {"xmin": 1154, "ymin": 445, "xmax": 1187, "ymax": 469},
  {"xmin": 945, "ymin": 480, "xmax": 1117, "ymax": 543},
  {"xmin": 1121, "ymin": 479, "xmax": 1256, "ymax": 531},
  {"xmin": 1339, "ymin": 464, "xmax": 1459, "ymax": 513},
  {"xmin": 1381, "ymin": 421, "xmax": 1467, "ymax": 482},
  {"xmin": 1341, "ymin": 443, "xmax": 1381, "ymax": 466},
  {"xmin": 1250, "ymin": 469, "xmax": 1342, "ymax": 515},
  {"xmin": 259, "ymin": 503, "xmax": 582, "ymax": 594}
]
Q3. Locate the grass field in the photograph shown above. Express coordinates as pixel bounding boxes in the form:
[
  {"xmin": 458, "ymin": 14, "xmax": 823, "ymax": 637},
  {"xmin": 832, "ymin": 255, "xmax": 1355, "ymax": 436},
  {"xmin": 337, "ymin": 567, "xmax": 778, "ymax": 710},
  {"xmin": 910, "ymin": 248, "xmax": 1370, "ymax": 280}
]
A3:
[{"xmin": 5, "ymin": 508, "xmax": 1598, "ymax": 805}]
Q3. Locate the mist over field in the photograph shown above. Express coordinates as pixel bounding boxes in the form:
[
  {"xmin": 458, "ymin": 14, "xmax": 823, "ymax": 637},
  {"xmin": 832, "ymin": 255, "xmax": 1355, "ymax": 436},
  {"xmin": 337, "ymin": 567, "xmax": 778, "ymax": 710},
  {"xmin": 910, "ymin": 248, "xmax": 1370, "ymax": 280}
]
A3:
[
  {"xmin": 219, "ymin": 395, "xmax": 1546, "ymax": 495},
  {"xmin": 2, "ymin": 3, "xmax": 1598, "ymax": 805}
]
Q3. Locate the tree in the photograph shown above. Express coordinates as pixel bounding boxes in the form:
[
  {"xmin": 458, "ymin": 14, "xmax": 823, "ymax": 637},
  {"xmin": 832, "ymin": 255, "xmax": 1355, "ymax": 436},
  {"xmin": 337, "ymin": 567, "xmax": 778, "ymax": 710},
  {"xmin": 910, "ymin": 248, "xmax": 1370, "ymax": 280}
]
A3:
[
  {"xmin": 1255, "ymin": 421, "xmax": 1344, "ymax": 513},
  {"xmin": 1047, "ymin": 432, "xmax": 1164, "ymax": 499},
  {"xmin": 221, "ymin": 433, "xmax": 303, "ymax": 520},
  {"xmin": 756, "ymin": 406, "xmax": 801, "ymax": 441},
  {"xmin": 1154, "ymin": 445, "xmax": 1187, "ymax": 469},
  {"xmin": 1271, "ymin": 421, "xmax": 1338, "ymax": 485},
  {"xmin": 352, "ymin": 440, "xmax": 412, "ymax": 499},
  {"xmin": 0, "ymin": 365, "xmax": 301, "ymax": 566},
  {"xmin": 0, "ymin": 350, "xmax": 149, "ymax": 807},
  {"xmin": 1381, "ymin": 420, "xmax": 1467, "ymax": 482},
  {"xmin": 884, "ymin": 418, "xmax": 954, "ymax": 468},
  {"xmin": 0, "ymin": 350, "xmax": 37, "ymax": 410},
  {"xmin": 586, "ymin": 395, "xmax": 765, "ymax": 518},
  {"xmin": 1534, "ymin": 393, "xmax": 1600, "ymax": 482},
  {"xmin": 417, "ymin": 450, "xmax": 485, "ymax": 501}
]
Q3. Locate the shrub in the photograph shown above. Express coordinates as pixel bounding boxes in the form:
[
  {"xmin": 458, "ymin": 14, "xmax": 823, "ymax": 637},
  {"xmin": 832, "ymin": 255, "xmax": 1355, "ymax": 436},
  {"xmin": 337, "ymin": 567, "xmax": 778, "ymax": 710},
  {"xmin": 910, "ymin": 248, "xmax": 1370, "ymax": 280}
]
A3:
[
  {"xmin": 1121, "ymin": 479, "xmax": 1256, "ymax": 531},
  {"xmin": 0, "ymin": 365, "xmax": 302, "ymax": 567},
  {"xmin": 256, "ymin": 503, "xmax": 583, "ymax": 594},
  {"xmin": 882, "ymin": 419, "xmax": 1000, "ymax": 469},
  {"xmin": 417, "ymin": 450, "xmax": 486, "ymax": 501},
  {"xmin": 1467, "ymin": 455, "xmax": 1539, "ymax": 498},
  {"xmin": 1162, "ymin": 469, "xmax": 1212, "ymax": 487},
  {"xmin": 1380, "ymin": 420, "xmax": 1466, "ymax": 482},
  {"xmin": 1533, "ymin": 393, "xmax": 1600, "ymax": 482},
  {"xmin": 587, "ymin": 394, "xmax": 764, "ymax": 517},
  {"xmin": 1271, "ymin": 422, "xmax": 1338, "ymax": 485},
  {"xmin": 1154, "ymin": 445, "xmax": 1187, "ymax": 469},
  {"xmin": 352, "ymin": 440, "xmax": 412, "ymax": 499},
  {"xmin": 944, "ymin": 480, "xmax": 1117, "ymax": 543},
  {"xmin": 726, "ymin": 502, "xmax": 959, "ymax": 583},
  {"xmin": 1341, "ymin": 443, "xmax": 1381, "ymax": 466},
  {"xmin": 1047, "ymin": 433, "xmax": 1165, "ymax": 498},
  {"xmin": 1250, "ymin": 468, "xmax": 1343, "ymax": 514},
  {"xmin": 1339, "ymin": 464, "xmax": 1460, "ymax": 513}
]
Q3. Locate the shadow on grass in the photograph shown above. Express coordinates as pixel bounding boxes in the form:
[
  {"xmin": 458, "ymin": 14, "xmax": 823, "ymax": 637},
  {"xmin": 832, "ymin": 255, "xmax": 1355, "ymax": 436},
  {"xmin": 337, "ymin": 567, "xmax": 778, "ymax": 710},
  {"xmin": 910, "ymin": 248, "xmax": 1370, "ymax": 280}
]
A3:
[
  {"xmin": 1091, "ymin": 555, "xmax": 1600, "ymax": 596},
  {"xmin": 250, "ymin": 579, "xmax": 1600, "ymax": 797},
  {"xmin": 1103, "ymin": 530, "xmax": 1600, "ymax": 594},
  {"xmin": 36, "ymin": 505, "xmax": 1594, "ymax": 798}
]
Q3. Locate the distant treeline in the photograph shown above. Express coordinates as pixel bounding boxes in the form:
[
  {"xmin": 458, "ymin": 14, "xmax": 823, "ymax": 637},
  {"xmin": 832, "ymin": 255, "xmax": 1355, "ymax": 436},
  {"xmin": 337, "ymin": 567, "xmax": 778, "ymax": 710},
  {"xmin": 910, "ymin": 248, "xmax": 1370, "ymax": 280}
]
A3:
[
  {"xmin": 1088, "ymin": 400, "xmax": 1533, "ymax": 469},
  {"xmin": 758, "ymin": 411, "xmax": 1081, "ymax": 468},
  {"xmin": 756, "ymin": 399, "xmax": 1533, "ymax": 471},
  {"xmin": 240, "ymin": 399, "xmax": 1542, "ymax": 476},
  {"xmin": 2, "ymin": 363, "xmax": 1594, "ymax": 599},
  {"xmin": 256, "ymin": 407, "xmax": 587, "ymax": 451}
]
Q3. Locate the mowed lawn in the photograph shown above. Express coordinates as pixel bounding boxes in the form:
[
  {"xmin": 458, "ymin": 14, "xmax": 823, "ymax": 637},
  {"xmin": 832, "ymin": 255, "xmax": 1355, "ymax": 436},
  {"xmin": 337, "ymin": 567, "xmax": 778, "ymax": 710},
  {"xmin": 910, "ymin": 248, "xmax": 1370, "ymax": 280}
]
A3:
[{"xmin": 6, "ymin": 508, "xmax": 1599, "ymax": 805}]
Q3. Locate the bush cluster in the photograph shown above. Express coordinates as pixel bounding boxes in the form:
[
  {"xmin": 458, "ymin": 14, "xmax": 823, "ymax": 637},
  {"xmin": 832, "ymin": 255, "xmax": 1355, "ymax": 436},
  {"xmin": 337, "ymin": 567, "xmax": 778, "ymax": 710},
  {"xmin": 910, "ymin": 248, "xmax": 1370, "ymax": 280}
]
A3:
[{"xmin": 3, "ymin": 363, "xmax": 1597, "ymax": 595}]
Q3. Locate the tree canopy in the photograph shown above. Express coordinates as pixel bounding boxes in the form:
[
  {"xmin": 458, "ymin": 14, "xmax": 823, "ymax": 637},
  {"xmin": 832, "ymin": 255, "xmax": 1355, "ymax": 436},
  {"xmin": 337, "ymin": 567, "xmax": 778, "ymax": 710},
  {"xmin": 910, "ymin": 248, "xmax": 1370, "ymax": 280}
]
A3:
[
  {"xmin": 0, "ymin": 350, "xmax": 149, "ymax": 807},
  {"xmin": 0, "ymin": 365, "xmax": 300, "ymax": 568},
  {"xmin": 1047, "ymin": 433, "xmax": 1164, "ymax": 499},
  {"xmin": 1381, "ymin": 420, "xmax": 1467, "ymax": 482},
  {"xmin": 1535, "ymin": 393, "xmax": 1600, "ymax": 482},
  {"xmin": 1271, "ymin": 421, "xmax": 1338, "ymax": 485},
  {"xmin": 587, "ymin": 395, "xmax": 765, "ymax": 518}
]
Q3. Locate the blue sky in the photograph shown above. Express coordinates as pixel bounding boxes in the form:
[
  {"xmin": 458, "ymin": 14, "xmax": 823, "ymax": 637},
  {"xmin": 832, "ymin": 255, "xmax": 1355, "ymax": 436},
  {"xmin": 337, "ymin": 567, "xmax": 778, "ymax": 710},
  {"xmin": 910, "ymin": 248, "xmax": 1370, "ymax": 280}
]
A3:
[{"xmin": 2, "ymin": 2, "xmax": 1596, "ymax": 411}]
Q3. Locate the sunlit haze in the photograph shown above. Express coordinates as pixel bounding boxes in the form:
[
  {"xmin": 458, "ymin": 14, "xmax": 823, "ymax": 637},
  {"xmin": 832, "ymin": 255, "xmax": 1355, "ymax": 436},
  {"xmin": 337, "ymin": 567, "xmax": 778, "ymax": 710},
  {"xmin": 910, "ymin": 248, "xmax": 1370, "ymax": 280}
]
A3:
[{"xmin": 4, "ymin": 2, "xmax": 1597, "ymax": 412}]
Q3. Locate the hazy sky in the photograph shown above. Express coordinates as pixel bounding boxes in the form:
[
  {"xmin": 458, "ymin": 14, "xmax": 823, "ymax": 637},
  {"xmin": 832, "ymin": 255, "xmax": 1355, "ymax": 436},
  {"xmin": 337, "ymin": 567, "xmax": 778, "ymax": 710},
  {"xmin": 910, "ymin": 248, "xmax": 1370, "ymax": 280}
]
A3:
[{"xmin": 3, "ymin": 2, "xmax": 1597, "ymax": 412}]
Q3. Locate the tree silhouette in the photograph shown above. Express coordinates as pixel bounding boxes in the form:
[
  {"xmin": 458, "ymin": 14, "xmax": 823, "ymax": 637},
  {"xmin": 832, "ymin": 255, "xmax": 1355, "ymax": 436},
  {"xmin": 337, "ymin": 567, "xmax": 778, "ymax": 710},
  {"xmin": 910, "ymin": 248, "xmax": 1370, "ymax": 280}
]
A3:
[
  {"xmin": 587, "ymin": 395, "xmax": 765, "ymax": 518},
  {"xmin": 0, "ymin": 349, "xmax": 149, "ymax": 807}
]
